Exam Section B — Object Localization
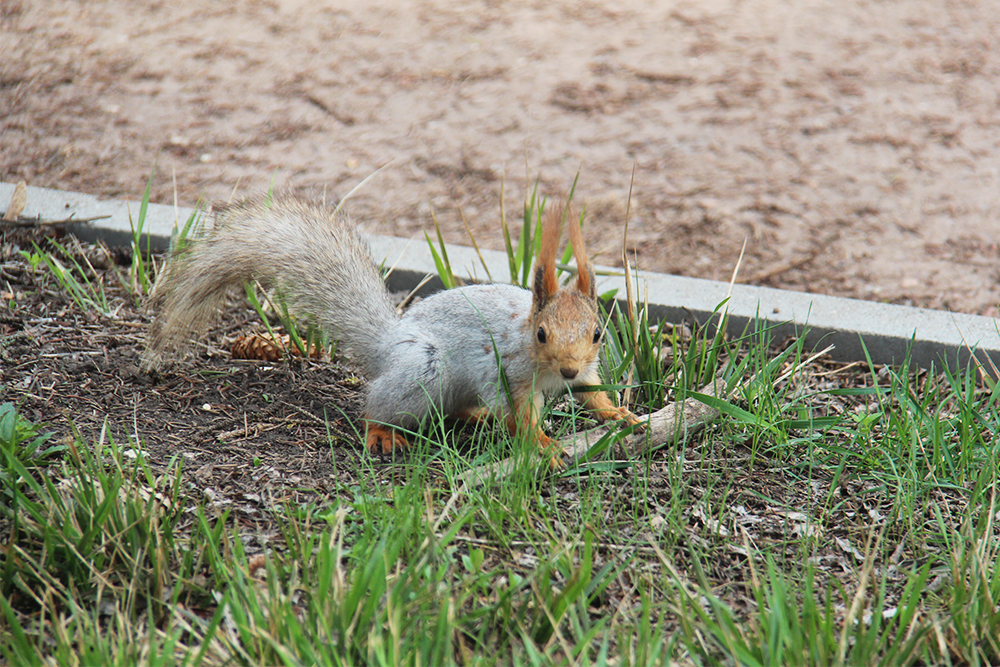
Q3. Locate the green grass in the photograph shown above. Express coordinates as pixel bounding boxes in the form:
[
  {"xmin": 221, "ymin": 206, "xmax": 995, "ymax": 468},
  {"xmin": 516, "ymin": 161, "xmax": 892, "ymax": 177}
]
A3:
[
  {"xmin": 2, "ymin": 333, "xmax": 998, "ymax": 665},
  {"xmin": 5, "ymin": 180, "xmax": 1000, "ymax": 665}
]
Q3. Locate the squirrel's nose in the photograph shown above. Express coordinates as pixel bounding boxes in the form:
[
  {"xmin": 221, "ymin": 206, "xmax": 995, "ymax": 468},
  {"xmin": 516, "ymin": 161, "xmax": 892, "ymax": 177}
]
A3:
[{"xmin": 560, "ymin": 368, "xmax": 578, "ymax": 380}]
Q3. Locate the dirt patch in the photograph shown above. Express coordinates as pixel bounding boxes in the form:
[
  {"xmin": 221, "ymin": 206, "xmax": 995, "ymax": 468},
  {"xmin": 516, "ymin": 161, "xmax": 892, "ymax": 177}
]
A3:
[
  {"xmin": 3, "ymin": 0, "xmax": 1000, "ymax": 315},
  {"xmin": 0, "ymin": 237, "xmax": 368, "ymax": 514}
]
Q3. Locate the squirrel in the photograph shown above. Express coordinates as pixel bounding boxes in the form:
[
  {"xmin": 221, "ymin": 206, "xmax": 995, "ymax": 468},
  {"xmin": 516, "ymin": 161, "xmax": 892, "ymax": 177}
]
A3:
[{"xmin": 144, "ymin": 196, "xmax": 642, "ymax": 466}]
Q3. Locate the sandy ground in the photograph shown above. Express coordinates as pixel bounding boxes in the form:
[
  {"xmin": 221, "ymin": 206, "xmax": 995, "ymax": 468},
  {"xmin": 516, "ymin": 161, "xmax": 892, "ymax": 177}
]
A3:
[{"xmin": 3, "ymin": 0, "xmax": 1000, "ymax": 315}]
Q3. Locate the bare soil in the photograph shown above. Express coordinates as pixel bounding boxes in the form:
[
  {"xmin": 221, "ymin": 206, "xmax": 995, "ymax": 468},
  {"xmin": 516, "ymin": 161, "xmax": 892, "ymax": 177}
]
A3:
[{"xmin": 3, "ymin": 0, "xmax": 1000, "ymax": 316}]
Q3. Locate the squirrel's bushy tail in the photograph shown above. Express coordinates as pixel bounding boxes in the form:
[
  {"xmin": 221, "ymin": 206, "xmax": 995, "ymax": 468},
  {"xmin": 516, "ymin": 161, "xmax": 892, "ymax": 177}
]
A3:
[{"xmin": 144, "ymin": 197, "xmax": 398, "ymax": 374}]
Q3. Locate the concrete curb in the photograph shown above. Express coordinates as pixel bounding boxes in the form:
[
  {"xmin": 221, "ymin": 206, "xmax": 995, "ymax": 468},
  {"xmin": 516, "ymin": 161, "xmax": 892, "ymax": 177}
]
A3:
[{"xmin": 4, "ymin": 181, "xmax": 997, "ymax": 372}]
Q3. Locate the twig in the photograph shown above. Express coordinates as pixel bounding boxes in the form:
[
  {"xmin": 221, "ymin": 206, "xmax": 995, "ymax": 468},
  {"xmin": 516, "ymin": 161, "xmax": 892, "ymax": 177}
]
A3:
[
  {"xmin": 456, "ymin": 376, "xmax": 727, "ymax": 488},
  {"xmin": 1, "ymin": 214, "xmax": 111, "ymax": 228},
  {"xmin": 748, "ymin": 233, "xmax": 838, "ymax": 284}
]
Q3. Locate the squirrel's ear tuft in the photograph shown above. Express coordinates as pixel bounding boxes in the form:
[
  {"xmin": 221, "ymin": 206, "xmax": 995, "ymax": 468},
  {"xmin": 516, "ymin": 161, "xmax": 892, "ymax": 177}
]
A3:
[
  {"xmin": 533, "ymin": 203, "xmax": 563, "ymax": 306},
  {"xmin": 532, "ymin": 264, "xmax": 552, "ymax": 311},
  {"xmin": 579, "ymin": 263, "xmax": 596, "ymax": 300},
  {"xmin": 566, "ymin": 210, "xmax": 595, "ymax": 299}
]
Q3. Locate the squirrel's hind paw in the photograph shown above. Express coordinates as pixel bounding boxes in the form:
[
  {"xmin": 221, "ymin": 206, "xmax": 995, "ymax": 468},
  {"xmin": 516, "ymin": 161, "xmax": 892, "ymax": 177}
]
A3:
[{"xmin": 365, "ymin": 422, "xmax": 410, "ymax": 454}]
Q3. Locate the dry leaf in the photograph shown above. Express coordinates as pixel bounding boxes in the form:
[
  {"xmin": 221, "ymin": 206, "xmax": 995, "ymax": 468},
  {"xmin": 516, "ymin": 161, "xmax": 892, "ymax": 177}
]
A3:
[{"xmin": 3, "ymin": 181, "xmax": 27, "ymax": 222}]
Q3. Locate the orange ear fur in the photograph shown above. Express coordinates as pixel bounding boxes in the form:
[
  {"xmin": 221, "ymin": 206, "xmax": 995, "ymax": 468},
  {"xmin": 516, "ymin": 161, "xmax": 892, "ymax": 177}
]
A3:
[
  {"xmin": 565, "ymin": 209, "xmax": 594, "ymax": 298},
  {"xmin": 535, "ymin": 203, "xmax": 563, "ymax": 299}
]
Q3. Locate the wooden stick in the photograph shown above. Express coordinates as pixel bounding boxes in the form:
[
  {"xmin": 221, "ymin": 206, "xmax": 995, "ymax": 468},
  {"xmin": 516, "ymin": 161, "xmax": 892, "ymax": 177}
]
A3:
[{"xmin": 456, "ymin": 376, "xmax": 727, "ymax": 489}]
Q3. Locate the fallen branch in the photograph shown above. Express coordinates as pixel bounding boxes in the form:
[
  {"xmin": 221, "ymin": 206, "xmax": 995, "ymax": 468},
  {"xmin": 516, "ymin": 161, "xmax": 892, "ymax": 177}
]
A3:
[{"xmin": 456, "ymin": 376, "xmax": 728, "ymax": 489}]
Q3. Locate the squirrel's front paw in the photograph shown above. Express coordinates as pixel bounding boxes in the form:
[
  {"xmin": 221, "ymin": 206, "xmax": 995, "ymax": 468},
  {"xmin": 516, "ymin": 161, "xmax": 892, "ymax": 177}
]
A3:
[
  {"xmin": 365, "ymin": 422, "xmax": 409, "ymax": 454},
  {"xmin": 597, "ymin": 405, "xmax": 644, "ymax": 430},
  {"xmin": 620, "ymin": 408, "xmax": 645, "ymax": 430}
]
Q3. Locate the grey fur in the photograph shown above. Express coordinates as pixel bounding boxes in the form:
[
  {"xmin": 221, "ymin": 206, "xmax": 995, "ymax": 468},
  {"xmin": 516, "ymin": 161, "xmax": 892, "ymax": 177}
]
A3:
[
  {"xmin": 366, "ymin": 285, "xmax": 555, "ymax": 427},
  {"xmin": 146, "ymin": 197, "xmax": 397, "ymax": 376},
  {"xmin": 145, "ymin": 198, "xmax": 559, "ymax": 430}
]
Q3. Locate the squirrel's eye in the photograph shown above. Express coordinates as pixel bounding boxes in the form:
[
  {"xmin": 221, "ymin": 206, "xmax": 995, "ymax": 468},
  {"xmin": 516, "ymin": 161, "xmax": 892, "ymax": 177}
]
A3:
[
  {"xmin": 593, "ymin": 327, "xmax": 602, "ymax": 344},
  {"xmin": 536, "ymin": 327, "xmax": 547, "ymax": 344}
]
